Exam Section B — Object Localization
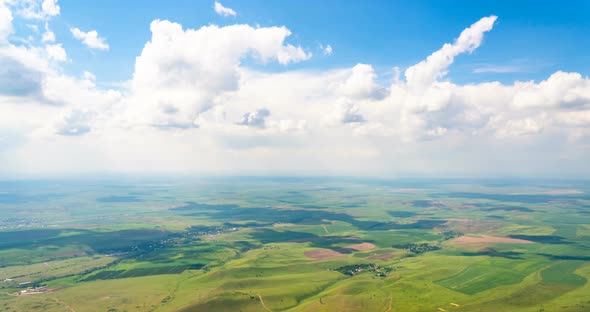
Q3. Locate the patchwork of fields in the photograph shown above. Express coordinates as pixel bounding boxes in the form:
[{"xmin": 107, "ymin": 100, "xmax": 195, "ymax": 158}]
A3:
[{"xmin": 0, "ymin": 178, "xmax": 589, "ymax": 311}]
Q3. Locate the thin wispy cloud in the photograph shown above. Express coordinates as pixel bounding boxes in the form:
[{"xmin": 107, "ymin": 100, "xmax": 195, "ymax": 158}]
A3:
[
  {"xmin": 473, "ymin": 65, "xmax": 525, "ymax": 73},
  {"xmin": 214, "ymin": 1, "xmax": 236, "ymax": 17}
]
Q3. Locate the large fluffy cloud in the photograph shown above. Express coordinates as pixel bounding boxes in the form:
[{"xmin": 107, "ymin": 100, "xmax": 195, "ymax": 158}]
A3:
[
  {"xmin": 0, "ymin": 1, "xmax": 120, "ymax": 148},
  {"xmin": 124, "ymin": 20, "xmax": 312, "ymax": 129},
  {"xmin": 0, "ymin": 55, "xmax": 42, "ymax": 96},
  {"xmin": 338, "ymin": 64, "xmax": 385, "ymax": 100}
]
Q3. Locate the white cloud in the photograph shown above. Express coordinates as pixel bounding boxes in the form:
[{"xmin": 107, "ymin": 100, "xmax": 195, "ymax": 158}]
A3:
[
  {"xmin": 426, "ymin": 126, "xmax": 447, "ymax": 137},
  {"xmin": 492, "ymin": 117, "xmax": 544, "ymax": 137},
  {"xmin": 555, "ymin": 110, "xmax": 590, "ymax": 128},
  {"xmin": 473, "ymin": 64, "xmax": 524, "ymax": 73},
  {"xmin": 82, "ymin": 71, "xmax": 95, "ymax": 81},
  {"xmin": 41, "ymin": 0, "xmax": 59, "ymax": 16},
  {"xmin": 0, "ymin": 3, "xmax": 13, "ymax": 42},
  {"xmin": 41, "ymin": 22, "xmax": 54, "ymax": 42},
  {"xmin": 2, "ymin": 14, "xmax": 590, "ymax": 177},
  {"xmin": 320, "ymin": 43, "xmax": 333, "ymax": 55},
  {"xmin": 237, "ymin": 108, "xmax": 271, "ymax": 128},
  {"xmin": 511, "ymin": 71, "xmax": 590, "ymax": 109},
  {"xmin": 11, "ymin": 0, "xmax": 60, "ymax": 19},
  {"xmin": 70, "ymin": 27, "xmax": 109, "ymax": 50},
  {"xmin": 44, "ymin": 43, "xmax": 66, "ymax": 61},
  {"xmin": 0, "ymin": 37, "xmax": 121, "ymax": 160},
  {"xmin": 26, "ymin": 23, "xmax": 38, "ymax": 32},
  {"xmin": 326, "ymin": 99, "xmax": 365, "ymax": 125},
  {"xmin": 125, "ymin": 20, "xmax": 311, "ymax": 129},
  {"xmin": 404, "ymin": 15, "xmax": 497, "ymax": 89},
  {"xmin": 54, "ymin": 109, "xmax": 93, "ymax": 136},
  {"xmin": 338, "ymin": 64, "xmax": 384, "ymax": 100},
  {"xmin": 214, "ymin": 1, "xmax": 236, "ymax": 17}
]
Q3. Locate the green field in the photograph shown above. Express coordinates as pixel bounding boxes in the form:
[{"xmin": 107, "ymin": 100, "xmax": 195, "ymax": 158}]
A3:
[
  {"xmin": 0, "ymin": 178, "xmax": 589, "ymax": 311},
  {"xmin": 541, "ymin": 261, "xmax": 587, "ymax": 286},
  {"xmin": 436, "ymin": 264, "xmax": 526, "ymax": 294}
]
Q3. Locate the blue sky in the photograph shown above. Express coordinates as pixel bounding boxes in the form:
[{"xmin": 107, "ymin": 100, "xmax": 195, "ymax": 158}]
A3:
[
  {"xmin": 16, "ymin": 0, "xmax": 590, "ymax": 85},
  {"xmin": 1, "ymin": 0, "xmax": 590, "ymax": 178}
]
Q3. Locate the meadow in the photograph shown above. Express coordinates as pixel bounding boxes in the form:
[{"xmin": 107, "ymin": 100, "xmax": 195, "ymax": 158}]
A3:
[{"xmin": 0, "ymin": 178, "xmax": 588, "ymax": 311}]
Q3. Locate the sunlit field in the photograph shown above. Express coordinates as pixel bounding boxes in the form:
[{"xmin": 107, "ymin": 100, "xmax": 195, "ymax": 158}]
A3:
[{"xmin": 0, "ymin": 178, "xmax": 588, "ymax": 311}]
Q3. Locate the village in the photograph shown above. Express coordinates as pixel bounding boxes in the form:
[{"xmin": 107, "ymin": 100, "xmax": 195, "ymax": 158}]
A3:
[{"xmin": 331, "ymin": 263, "xmax": 393, "ymax": 277}]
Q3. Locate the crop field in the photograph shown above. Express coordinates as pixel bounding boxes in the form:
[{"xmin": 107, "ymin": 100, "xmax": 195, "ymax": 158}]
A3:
[
  {"xmin": 0, "ymin": 178, "xmax": 589, "ymax": 311},
  {"xmin": 435, "ymin": 263, "xmax": 530, "ymax": 294},
  {"xmin": 541, "ymin": 261, "xmax": 587, "ymax": 286},
  {"xmin": 0, "ymin": 256, "xmax": 115, "ymax": 283}
]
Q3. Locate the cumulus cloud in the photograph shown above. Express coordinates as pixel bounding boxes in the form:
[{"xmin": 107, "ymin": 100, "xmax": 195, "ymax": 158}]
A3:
[
  {"xmin": 0, "ymin": 3, "xmax": 13, "ymax": 42},
  {"xmin": 70, "ymin": 27, "xmax": 109, "ymax": 50},
  {"xmin": 82, "ymin": 71, "xmax": 95, "ymax": 81},
  {"xmin": 12, "ymin": 0, "xmax": 60, "ymax": 19},
  {"xmin": 555, "ymin": 110, "xmax": 590, "ymax": 128},
  {"xmin": 511, "ymin": 71, "xmax": 590, "ymax": 109},
  {"xmin": 54, "ymin": 110, "xmax": 92, "ymax": 136},
  {"xmin": 126, "ymin": 20, "xmax": 311, "ymax": 129},
  {"xmin": 404, "ymin": 15, "xmax": 497, "ymax": 89},
  {"xmin": 45, "ymin": 43, "xmax": 66, "ymax": 61},
  {"xmin": 338, "ymin": 64, "xmax": 385, "ymax": 100},
  {"xmin": 2, "ymin": 12, "xmax": 590, "ymax": 177},
  {"xmin": 493, "ymin": 118, "xmax": 544, "ymax": 138},
  {"xmin": 327, "ymin": 100, "xmax": 365, "ymax": 125},
  {"xmin": 237, "ymin": 108, "xmax": 271, "ymax": 128},
  {"xmin": 0, "ymin": 56, "xmax": 42, "ymax": 96},
  {"xmin": 41, "ymin": 0, "xmax": 59, "ymax": 16},
  {"xmin": 214, "ymin": 1, "xmax": 236, "ymax": 17}
]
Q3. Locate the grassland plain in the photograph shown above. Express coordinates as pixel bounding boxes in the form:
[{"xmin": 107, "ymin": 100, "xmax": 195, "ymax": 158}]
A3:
[{"xmin": 0, "ymin": 178, "xmax": 589, "ymax": 311}]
